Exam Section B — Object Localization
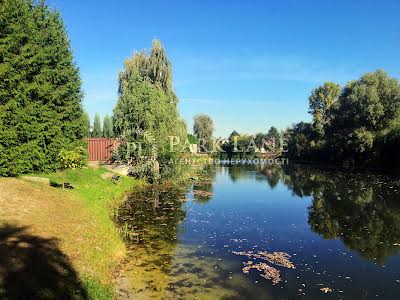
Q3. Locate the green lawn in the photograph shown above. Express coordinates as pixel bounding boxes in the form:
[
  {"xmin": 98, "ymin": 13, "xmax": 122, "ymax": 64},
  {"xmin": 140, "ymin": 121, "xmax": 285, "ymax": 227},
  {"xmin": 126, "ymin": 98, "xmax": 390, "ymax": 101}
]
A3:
[{"xmin": 35, "ymin": 167, "xmax": 143, "ymax": 299}]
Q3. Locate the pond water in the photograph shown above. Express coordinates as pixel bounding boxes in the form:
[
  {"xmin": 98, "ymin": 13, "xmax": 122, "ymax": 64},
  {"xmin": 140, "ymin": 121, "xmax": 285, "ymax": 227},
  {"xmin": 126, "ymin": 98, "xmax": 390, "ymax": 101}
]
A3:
[{"xmin": 115, "ymin": 164, "xmax": 400, "ymax": 299}]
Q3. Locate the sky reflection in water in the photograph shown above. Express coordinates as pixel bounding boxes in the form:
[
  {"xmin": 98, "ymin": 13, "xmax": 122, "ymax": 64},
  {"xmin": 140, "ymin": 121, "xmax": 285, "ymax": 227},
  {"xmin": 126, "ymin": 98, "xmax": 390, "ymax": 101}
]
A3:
[{"xmin": 116, "ymin": 165, "xmax": 400, "ymax": 299}]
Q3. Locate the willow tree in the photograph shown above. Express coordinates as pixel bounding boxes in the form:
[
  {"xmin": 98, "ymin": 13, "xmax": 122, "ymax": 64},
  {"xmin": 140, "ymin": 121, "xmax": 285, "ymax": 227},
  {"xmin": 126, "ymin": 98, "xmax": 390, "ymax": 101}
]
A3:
[
  {"xmin": 0, "ymin": 0, "xmax": 85, "ymax": 176},
  {"xmin": 113, "ymin": 40, "xmax": 187, "ymax": 178}
]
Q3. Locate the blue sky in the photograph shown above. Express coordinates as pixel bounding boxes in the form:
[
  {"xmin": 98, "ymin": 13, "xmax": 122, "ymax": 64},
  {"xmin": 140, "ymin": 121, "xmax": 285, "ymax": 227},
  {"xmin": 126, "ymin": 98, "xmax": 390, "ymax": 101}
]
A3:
[{"xmin": 48, "ymin": 0, "xmax": 400, "ymax": 137}]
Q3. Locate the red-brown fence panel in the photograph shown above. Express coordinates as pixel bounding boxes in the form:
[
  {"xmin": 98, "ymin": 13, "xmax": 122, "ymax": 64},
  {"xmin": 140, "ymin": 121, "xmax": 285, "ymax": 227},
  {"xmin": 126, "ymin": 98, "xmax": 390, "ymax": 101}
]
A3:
[{"xmin": 87, "ymin": 138, "xmax": 117, "ymax": 161}]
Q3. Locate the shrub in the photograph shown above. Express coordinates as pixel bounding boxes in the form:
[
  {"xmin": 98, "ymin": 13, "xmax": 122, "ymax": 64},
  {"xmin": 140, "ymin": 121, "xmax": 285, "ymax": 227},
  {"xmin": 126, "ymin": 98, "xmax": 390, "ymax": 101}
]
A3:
[{"xmin": 58, "ymin": 147, "xmax": 87, "ymax": 170}]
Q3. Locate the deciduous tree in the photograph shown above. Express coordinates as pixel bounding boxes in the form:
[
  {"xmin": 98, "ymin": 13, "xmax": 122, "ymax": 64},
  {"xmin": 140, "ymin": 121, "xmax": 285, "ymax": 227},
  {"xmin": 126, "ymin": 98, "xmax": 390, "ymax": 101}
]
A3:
[
  {"xmin": 193, "ymin": 114, "xmax": 214, "ymax": 152},
  {"xmin": 113, "ymin": 40, "xmax": 187, "ymax": 179},
  {"xmin": 308, "ymin": 82, "xmax": 340, "ymax": 135}
]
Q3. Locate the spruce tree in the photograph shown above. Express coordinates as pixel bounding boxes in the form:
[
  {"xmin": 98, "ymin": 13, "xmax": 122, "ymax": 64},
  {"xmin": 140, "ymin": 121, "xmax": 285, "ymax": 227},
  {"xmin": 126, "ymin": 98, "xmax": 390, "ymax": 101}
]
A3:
[
  {"xmin": 83, "ymin": 112, "xmax": 91, "ymax": 137},
  {"xmin": 103, "ymin": 114, "xmax": 114, "ymax": 138},
  {"xmin": 93, "ymin": 113, "xmax": 102, "ymax": 137},
  {"xmin": 0, "ymin": 0, "xmax": 85, "ymax": 176}
]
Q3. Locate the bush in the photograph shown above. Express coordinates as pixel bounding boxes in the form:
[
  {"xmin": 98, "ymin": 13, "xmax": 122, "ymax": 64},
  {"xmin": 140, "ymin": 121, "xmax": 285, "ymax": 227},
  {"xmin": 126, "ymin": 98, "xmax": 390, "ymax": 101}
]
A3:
[{"xmin": 58, "ymin": 147, "xmax": 87, "ymax": 170}]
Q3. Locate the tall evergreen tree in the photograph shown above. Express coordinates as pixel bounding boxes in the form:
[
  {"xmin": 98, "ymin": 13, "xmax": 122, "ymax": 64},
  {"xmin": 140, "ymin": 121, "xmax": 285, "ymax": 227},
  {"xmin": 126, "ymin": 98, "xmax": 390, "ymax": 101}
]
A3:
[
  {"xmin": 0, "ymin": 0, "xmax": 85, "ymax": 176},
  {"xmin": 93, "ymin": 113, "xmax": 102, "ymax": 137},
  {"xmin": 103, "ymin": 114, "xmax": 114, "ymax": 138},
  {"xmin": 83, "ymin": 112, "xmax": 91, "ymax": 137}
]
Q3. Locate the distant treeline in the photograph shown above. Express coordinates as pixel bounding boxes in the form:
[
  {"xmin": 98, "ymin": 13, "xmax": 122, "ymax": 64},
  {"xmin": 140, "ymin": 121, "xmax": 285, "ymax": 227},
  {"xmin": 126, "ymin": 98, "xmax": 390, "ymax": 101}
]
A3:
[{"xmin": 284, "ymin": 70, "xmax": 400, "ymax": 172}]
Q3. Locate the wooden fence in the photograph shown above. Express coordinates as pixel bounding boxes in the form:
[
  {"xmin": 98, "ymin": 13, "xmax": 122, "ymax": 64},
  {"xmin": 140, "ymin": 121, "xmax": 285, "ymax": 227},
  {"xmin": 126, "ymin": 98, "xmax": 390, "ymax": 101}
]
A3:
[{"xmin": 87, "ymin": 138, "xmax": 117, "ymax": 161}]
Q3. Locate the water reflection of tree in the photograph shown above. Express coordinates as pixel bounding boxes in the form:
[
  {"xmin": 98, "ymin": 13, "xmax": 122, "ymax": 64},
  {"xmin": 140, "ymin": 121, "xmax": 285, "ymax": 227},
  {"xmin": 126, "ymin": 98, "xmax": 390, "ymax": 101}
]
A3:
[
  {"xmin": 228, "ymin": 164, "xmax": 261, "ymax": 182},
  {"xmin": 258, "ymin": 165, "xmax": 283, "ymax": 189},
  {"xmin": 114, "ymin": 185, "xmax": 188, "ymax": 294},
  {"xmin": 193, "ymin": 166, "xmax": 216, "ymax": 203},
  {"xmin": 115, "ymin": 185, "xmax": 186, "ymax": 243},
  {"xmin": 261, "ymin": 164, "xmax": 400, "ymax": 263}
]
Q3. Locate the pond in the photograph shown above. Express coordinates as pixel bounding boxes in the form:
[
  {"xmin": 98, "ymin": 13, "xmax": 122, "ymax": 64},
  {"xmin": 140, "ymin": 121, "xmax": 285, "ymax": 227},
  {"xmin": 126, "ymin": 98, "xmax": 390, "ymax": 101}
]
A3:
[{"xmin": 115, "ymin": 164, "xmax": 400, "ymax": 299}]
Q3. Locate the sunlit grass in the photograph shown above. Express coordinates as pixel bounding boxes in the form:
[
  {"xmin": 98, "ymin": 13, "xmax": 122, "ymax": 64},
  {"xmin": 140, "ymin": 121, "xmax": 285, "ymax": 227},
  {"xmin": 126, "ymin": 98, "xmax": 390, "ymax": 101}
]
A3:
[{"xmin": 34, "ymin": 167, "xmax": 143, "ymax": 299}]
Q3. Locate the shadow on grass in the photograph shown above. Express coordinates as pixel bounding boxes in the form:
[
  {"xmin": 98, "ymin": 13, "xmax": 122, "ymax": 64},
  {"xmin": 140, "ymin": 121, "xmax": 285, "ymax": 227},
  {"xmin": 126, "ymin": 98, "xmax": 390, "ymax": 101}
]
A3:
[{"xmin": 0, "ymin": 223, "xmax": 88, "ymax": 300}]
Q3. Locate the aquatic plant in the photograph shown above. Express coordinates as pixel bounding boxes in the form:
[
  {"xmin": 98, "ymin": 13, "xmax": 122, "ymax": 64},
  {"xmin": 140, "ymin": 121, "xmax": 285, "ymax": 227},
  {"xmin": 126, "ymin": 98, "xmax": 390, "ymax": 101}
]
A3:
[
  {"xmin": 232, "ymin": 250, "xmax": 295, "ymax": 285},
  {"xmin": 242, "ymin": 261, "xmax": 282, "ymax": 285},
  {"xmin": 192, "ymin": 190, "xmax": 213, "ymax": 197},
  {"xmin": 257, "ymin": 251, "xmax": 296, "ymax": 269},
  {"xmin": 232, "ymin": 251, "xmax": 295, "ymax": 269}
]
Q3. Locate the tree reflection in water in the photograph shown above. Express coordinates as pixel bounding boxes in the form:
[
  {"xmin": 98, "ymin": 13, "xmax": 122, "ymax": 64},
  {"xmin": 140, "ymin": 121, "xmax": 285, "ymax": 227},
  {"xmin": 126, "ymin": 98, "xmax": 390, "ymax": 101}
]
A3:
[
  {"xmin": 192, "ymin": 166, "xmax": 216, "ymax": 203},
  {"xmin": 115, "ymin": 184, "xmax": 187, "ymax": 244},
  {"xmin": 113, "ymin": 184, "xmax": 188, "ymax": 297},
  {"xmin": 259, "ymin": 164, "xmax": 400, "ymax": 263}
]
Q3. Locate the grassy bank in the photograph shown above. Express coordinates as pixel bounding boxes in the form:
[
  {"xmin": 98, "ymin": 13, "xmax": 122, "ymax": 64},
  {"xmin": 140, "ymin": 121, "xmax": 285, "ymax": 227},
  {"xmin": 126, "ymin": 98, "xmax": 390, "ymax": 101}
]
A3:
[
  {"xmin": 0, "ymin": 167, "xmax": 141, "ymax": 299},
  {"xmin": 0, "ymin": 163, "xmax": 201, "ymax": 299},
  {"xmin": 40, "ymin": 167, "xmax": 143, "ymax": 298}
]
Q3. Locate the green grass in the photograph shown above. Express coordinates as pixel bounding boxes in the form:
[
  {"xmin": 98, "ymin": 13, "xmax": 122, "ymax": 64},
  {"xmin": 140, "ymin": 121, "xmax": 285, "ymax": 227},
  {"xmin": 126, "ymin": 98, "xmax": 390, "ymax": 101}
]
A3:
[
  {"xmin": 82, "ymin": 277, "xmax": 114, "ymax": 300},
  {"xmin": 35, "ymin": 167, "xmax": 143, "ymax": 299}
]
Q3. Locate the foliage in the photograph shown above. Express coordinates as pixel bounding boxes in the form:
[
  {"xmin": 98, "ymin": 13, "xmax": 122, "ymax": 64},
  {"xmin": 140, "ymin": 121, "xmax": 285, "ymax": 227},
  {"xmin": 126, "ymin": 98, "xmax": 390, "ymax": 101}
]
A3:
[
  {"xmin": 102, "ymin": 114, "xmax": 114, "ymax": 138},
  {"xmin": 220, "ymin": 131, "xmax": 256, "ymax": 159},
  {"xmin": 308, "ymin": 82, "xmax": 341, "ymax": 135},
  {"xmin": 193, "ymin": 114, "xmax": 214, "ymax": 152},
  {"xmin": 266, "ymin": 126, "xmax": 281, "ymax": 151},
  {"xmin": 329, "ymin": 70, "xmax": 400, "ymax": 164},
  {"xmin": 286, "ymin": 122, "xmax": 317, "ymax": 160},
  {"xmin": 0, "ymin": 0, "xmax": 85, "ymax": 176},
  {"xmin": 375, "ymin": 126, "xmax": 400, "ymax": 172},
  {"xmin": 230, "ymin": 130, "xmax": 240, "ymax": 139},
  {"xmin": 254, "ymin": 132, "xmax": 267, "ymax": 148},
  {"xmin": 58, "ymin": 147, "xmax": 86, "ymax": 170},
  {"xmin": 266, "ymin": 126, "xmax": 280, "ymax": 139},
  {"xmin": 286, "ymin": 70, "xmax": 400, "ymax": 169},
  {"xmin": 93, "ymin": 112, "xmax": 102, "ymax": 137},
  {"xmin": 335, "ymin": 70, "xmax": 400, "ymax": 133},
  {"xmin": 82, "ymin": 112, "xmax": 91, "ymax": 137},
  {"xmin": 236, "ymin": 134, "xmax": 257, "ymax": 158},
  {"xmin": 113, "ymin": 40, "xmax": 187, "ymax": 180},
  {"xmin": 187, "ymin": 133, "xmax": 197, "ymax": 144},
  {"xmin": 220, "ymin": 131, "xmax": 238, "ymax": 159}
]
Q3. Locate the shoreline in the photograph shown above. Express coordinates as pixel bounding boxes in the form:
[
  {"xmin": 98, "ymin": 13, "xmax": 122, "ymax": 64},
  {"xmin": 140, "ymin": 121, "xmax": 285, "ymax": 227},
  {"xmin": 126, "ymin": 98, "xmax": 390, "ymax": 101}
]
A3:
[{"xmin": 0, "ymin": 167, "xmax": 142, "ymax": 299}]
